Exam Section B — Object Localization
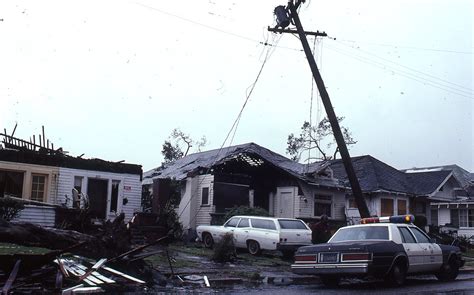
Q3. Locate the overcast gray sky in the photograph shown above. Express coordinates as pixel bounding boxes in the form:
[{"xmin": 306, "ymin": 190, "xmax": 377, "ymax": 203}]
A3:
[{"xmin": 1, "ymin": 0, "xmax": 472, "ymax": 172}]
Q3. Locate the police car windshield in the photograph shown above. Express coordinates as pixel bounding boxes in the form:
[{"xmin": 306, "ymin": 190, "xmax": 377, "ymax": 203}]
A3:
[{"xmin": 330, "ymin": 226, "xmax": 389, "ymax": 242}]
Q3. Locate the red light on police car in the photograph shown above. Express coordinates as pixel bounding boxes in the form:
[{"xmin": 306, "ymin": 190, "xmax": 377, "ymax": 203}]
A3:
[{"xmin": 360, "ymin": 217, "xmax": 379, "ymax": 224}]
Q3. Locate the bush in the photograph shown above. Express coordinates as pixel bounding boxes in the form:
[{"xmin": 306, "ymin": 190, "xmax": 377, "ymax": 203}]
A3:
[
  {"xmin": 159, "ymin": 203, "xmax": 183, "ymax": 240},
  {"xmin": 223, "ymin": 206, "xmax": 270, "ymax": 222},
  {"xmin": 212, "ymin": 232, "xmax": 236, "ymax": 263},
  {"xmin": 0, "ymin": 197, "xmax": 25, "ymax": 221}
]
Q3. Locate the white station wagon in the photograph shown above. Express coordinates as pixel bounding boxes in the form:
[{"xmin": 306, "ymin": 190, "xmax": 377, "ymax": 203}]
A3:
[{"xmin": 196, "ymin": 215, "xmax": 312, "ymax": 256}]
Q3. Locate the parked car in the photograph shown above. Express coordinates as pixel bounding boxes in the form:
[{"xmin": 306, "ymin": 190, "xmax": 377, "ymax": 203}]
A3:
[
  {"xmin": 196, "ymin": 215, "xmax": 312, "ymax": 256},
  {"xmin": 291, "ymin": 215, "xmax": 464, "ymax": 287}
]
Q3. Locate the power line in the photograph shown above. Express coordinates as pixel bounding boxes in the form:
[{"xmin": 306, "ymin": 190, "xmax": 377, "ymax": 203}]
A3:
[
  {"xmin": 324, "ymin": 44, "xmax": 473, "ymax": 99},
  {"xmin": 335, "ymin": 38, "xmax": 473, "ymax": 55},
  {"xmin": 333, "ymin": 39, "xmax": 472, "ymax": 92},
  {"xmin": 134, "ymin": 2, "xmax": 302, "ymax": 52}
]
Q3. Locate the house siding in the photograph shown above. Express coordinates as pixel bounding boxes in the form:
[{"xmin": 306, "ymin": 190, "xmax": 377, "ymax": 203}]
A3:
[
  {"xmin": 296, "ymin": 186, "xmax": 346, "ymax": 220},
  {"xmin": 194, "ymin": 175, "xmax": 215, "ymax": 226},
  {"xmin": 57, "ymin": 167, "xmax": 141, "ymax": 222},
  {"xmin": 438, "ymin": 208, "xmax": 450, "ymax": 226},
  {"xmin": 12, "ymin": 204, "xmax": 56, "ymax": 227}
]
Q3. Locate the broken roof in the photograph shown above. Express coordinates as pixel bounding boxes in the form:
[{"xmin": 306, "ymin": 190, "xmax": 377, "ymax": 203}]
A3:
[
  {"xmin": 0, "ymin": 146, "xmax": 142, "ymax": 175},
  {"xmin": 143, "ymin": 142, "xmax": 330, "ymax": 186}
]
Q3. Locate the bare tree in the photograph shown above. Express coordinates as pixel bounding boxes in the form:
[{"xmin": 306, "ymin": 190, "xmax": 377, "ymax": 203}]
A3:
[
  {"xmin": 161, "ymin": 128, "xmax": 207, "ymax": 165},
  {"xmin": 286, "ymin": 117, "xmax": 357, "ymax": 162}
]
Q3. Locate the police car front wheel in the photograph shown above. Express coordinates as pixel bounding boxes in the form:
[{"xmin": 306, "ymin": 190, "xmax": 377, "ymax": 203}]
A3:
[{"xmin": 436, "ymin": 257, "xmax": 460, "ymax": 281}]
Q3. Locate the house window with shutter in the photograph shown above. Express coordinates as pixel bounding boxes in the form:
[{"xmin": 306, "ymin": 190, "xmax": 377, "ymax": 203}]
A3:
[
  {"xmin": 397, "ymin": 199, "xmax": 407, "ymax": 215},
  {"xmin": 380, "ymin": 198, "xmax": 394, "ymax": 217},
  {"xmin": 201, "ymin": 187, "xmax": 209, "ymax": 206}
]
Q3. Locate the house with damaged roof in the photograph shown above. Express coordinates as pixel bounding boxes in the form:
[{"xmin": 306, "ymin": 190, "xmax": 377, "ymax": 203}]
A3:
[
  {"xmin": 143, "ymin": 143, "xmax": 347, "ymax": 229},
  {"xmin": 0, "ymin": 133, "xmax": 142, "ymax": 227},
  {"xmin": 144, "ymin": 143, "xmax": 472, "ymax": 233}
]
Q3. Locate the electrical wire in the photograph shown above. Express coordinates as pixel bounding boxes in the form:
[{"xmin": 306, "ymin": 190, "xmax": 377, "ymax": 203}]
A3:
[
  {"xmin": 324, "ymin": 44, "xmax": 473, "ymax": 99},
  {"xmin": 134, "ymin": 2, "xmax": 302, "ymax": 52},
  {"xmin": 177, "ymin": 39, "xmax": 276, "ymax": 225},
  {"xmin": 333, "ymin": 39, "xmax": 472, "ymax": 92}
]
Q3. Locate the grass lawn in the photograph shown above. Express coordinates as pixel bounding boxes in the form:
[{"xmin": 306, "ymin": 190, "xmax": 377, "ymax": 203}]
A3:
[{"xmin": 0, "ymin": 243, "xmax": 51, "ymax": 255}]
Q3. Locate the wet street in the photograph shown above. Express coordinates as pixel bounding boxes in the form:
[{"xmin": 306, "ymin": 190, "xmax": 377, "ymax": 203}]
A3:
[{"xmin": 163, "ymin": 273, "xmax": 474, "ymax": 294}]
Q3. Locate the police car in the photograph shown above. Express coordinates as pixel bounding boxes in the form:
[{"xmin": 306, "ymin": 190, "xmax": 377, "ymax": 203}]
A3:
[{"xmin": 291, "ymin": 215, "xmax": 464, "ymax": 287}]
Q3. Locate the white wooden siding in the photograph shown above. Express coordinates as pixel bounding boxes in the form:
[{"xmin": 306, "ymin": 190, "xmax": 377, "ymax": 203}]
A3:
[
  {"xmin": 11, "ymin": 205, "xmax": 56, "ymax": 227},
  {"xmin": 296, "ymin": 187, "xmax": 346, "ymax": 220},
  {"xmin": 57, "ymin": 167, "xmax": 141, "ymax": 222},
  {"xmin": 194, "ymin": 175, "xmax": 214, "ymax": 226},
  {"xmin": 458, "ymin": 229, "xmax": 474, "ymax": 238}
]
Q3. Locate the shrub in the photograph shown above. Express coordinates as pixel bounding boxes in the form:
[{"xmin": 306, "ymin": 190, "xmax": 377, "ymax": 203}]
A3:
[
  {"xmin": 223, "ymin": 206, "xmax": 270, "ymax": 222},
  {"xmin": 211, "ymin": 232, "xmax": 236, "ymax": 263},
  {"xmin": 0, "ymin": 197, "xmax": 25, "ymax": 221}
]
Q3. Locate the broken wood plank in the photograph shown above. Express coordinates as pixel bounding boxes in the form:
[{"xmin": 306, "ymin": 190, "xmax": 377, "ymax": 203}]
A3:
[
  {"xmin": 101, "ymin": 266, "xmax": 145, "ymax": 284},
  {"xmin": 55, "ymin": 258, "xmax": 70, "ymax": 278},
  {"xmin": 203, "ymin": 275, "xmax": 210, "ymax": 287},
  {"xmin": 55, "ymin": 269, "xmax": 63, "ymax": 291},
  {"xmin": 74, "ymin": 264, "xmax": 115, "ymax": 284},
  {"xmin": 1, "ymin": 259, "xmax": 21, "ymax": 295},
  {"xmin": 78, "ymin": 258, "xmax": 107, "ymax": 282},
  {"xmin": 72, "ymin": 287, "xmax": 104, "ymax": 294},
  {"xmin": 62, "ymin": 284, "xmax": 84, "ymax": 295}
]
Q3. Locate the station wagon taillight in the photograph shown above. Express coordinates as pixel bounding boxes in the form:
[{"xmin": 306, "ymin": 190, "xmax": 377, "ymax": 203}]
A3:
[
  {"xmin": 341, "ymin": 253, "xmax": 371, "ymax": 261},
  {"xmin": 294, "ymin": 255, "xmax": 317, "ymax": 263}
]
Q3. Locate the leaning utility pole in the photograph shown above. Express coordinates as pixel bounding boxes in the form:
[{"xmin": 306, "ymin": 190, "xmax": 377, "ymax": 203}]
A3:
[{"xmin": 269, "ymin": 1, "xmax": 370, "ymax": 218}]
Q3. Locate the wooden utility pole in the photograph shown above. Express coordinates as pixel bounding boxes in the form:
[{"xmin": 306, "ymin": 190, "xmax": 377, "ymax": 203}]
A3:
[{"xmin": 269, "ymin": 0, "xmax": 370, "ymax": 218}]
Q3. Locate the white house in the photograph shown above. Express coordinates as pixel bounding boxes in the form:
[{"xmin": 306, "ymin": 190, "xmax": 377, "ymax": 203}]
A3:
[{"xmin": 0, "ymin": 134, "xmax": 142, "ymax": 226}]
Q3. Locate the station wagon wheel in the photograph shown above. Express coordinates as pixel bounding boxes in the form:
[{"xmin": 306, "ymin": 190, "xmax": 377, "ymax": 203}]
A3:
[
  {"xmin": 386, "ymin": 262, "xmax": 406, "ymax": 287},
  {"xmin": 436, "ymin": 257, "xmax": 460, "ymax": 281},
  {"xmin": 203, "ymin": 233, "xmax": 214, "ymax": 249},
  {"xmin": 247, "ymin": 240, "xmax": 261, "ymax": 255}
]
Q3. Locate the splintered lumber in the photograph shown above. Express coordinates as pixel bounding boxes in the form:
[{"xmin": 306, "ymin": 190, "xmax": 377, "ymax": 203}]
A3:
[
  {"xmin": 1, "ymin": 259, "xmax": 21, "ymax": 295},
  {"xmin": 61, "ymin": 284, "xmax": 84, "ymax": 295},
  {"xmin": 71, "ymin": 287, "xmax": 104, "ymax": 294},
  {"xmin": 101, "ymin": 266, "xmax": 145, "ymax": 284},
  {"xmin": 78, "ymin": 259, "xmax": 107, "ymax": 282},
  {"xmin": 74, "ymin": 263, "xmax": 115, "ymax": 284}
]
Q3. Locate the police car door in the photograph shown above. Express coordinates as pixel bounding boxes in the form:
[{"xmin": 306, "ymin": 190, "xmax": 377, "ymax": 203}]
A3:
[
  {"xmin": 398, "ymin": 226, "xmax": 425, "ymax": 273},
  {"xmin": 409, "ymin": 226, "xmax": 442, "ymax": 271}
]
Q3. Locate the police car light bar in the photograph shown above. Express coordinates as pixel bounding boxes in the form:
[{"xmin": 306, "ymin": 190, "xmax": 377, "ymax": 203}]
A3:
[{"xmin": 360, "ymin": 215, "xmax": 414, "ymax": 224}]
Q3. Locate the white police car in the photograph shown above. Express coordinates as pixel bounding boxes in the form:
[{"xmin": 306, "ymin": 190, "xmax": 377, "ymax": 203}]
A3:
[{"xmin": 291, "ymin": 215, "xmax": 464, "ymax": 287}]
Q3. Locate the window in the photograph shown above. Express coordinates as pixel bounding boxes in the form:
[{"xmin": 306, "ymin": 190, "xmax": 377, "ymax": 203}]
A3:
[
  {"xmin": 31, "ymin": 174, "xmax": 46, "ymax": 202},
  {"xmin": 278, "ymin": 219, "xmax": 308, "ymax": 229},
  {"xmin": 381, "ymin": 198, "xmax": 394, "ymax": 217},
  {"xmin": 237, "ymin": 218, "xmax": 249, "ymax": 228},
  {"xmin": 330, "ymin": 226, "xmax": 389, "ymax": 242},
  {"xmin": 0, "ymin": 170, "xmax": 24, "ymax": 198},
  {"xmin": 410, "ymin": 227, "xmax": 430, "ymax": 243},
  {"xmin": 224, "ymin": 218, "xmax": 239, "ymax": 227},
  {"xmin": 431, "ymin": 209, "xmax": 439, "ymax": 226},
  {"xmin": 398, "ymin": 227, "xmax": 416, "ymax": 243},
  {"xmin": 74, "ymin": 176, "xmax": 83, "ymax": 194},
  {"xmin": 459, "ymin": 209, "xmax": 468, "ymax": 227},
  {"xmin": 314, "ymin": 195, "xmax": 332, "ymax": 217},
  {"xmin": 397, "ymin": 199, "xmax": 407, "ymax": 215},
  {"xmin": 469, "ymin": 210, "xmax": 474, "ymax": 227},
  {"xmin": 201, "ymin": 187, "xmax": 209, "ymax": 206},
  {"xmin": 251, "ymin": 219, "xmax": 277, "ymax": 230},
  {"xmin": 110, "ymin": 180, "xmax": 120, "ymax": 213}
]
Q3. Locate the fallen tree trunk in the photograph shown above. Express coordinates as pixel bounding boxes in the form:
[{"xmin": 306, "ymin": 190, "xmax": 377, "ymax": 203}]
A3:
[{"xmin": 0, "ymin": 215, "xmax": 131, "ymax": 259}]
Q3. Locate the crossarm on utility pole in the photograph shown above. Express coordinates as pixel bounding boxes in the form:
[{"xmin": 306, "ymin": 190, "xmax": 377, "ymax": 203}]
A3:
[{"xmin": 282, "ymin": 1, "xmax": 370, "ymax": 218}]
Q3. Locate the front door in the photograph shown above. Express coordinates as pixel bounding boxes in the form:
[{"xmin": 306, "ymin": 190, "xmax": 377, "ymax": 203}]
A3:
[
  {"xmin": 87, "ymin": 178, "xmax": 108, "ymax": 219},
  {"xmin": 277, "ymin": 187, "xmax": 295, "ymax": 218}
]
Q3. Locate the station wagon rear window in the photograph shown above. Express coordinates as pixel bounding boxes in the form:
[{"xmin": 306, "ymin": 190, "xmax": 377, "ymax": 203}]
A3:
[
  {"xmin": 251, "ymin": 219, "xmax": 277, "ymax": 230},
  {"xmin": 330, "ymin": 226, "xmax": 389, "ymax": 242},
  {"xmin": 278, "ymin": 219, "xmax": 307, "ymax": 229}
]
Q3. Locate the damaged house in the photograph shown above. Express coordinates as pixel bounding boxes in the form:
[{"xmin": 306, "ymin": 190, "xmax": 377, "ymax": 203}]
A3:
[
  {"xmin": 0, "ymin": 133, "xmax": 142, "ymax": 227},
  {"xmin": 143, "ymin": 143, "xmax": 347, "ymax": 230}
]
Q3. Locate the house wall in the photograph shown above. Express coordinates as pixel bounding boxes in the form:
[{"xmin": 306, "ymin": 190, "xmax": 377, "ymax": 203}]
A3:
[
  {"xmin": 346, "ymin": 193, "xmax": 410, "ymax": 221},
  {"xmin": 12, "ymin": 204, "xmax": 56, "ymax": 227},
  {"xmin": 178, "ymin": 174, "xmax": 215, "ymax": 229},
  {"xmin": 0, "ymin": 160, "xmax": 59, "ymax": 203},
  {"xmin": 438, "ymin": 208, "xmax": 450, "ymax": 225},
  {"xmin": 431, "ymin": 177, "xmax": 458, "ymax": 201},
  {"xmin": 57, "ymin": 167, "xmax": 141, "ymax": 221},
  {"xmin": 290, "ymin": 185, "xmax": 346, "ymax": 220}
]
